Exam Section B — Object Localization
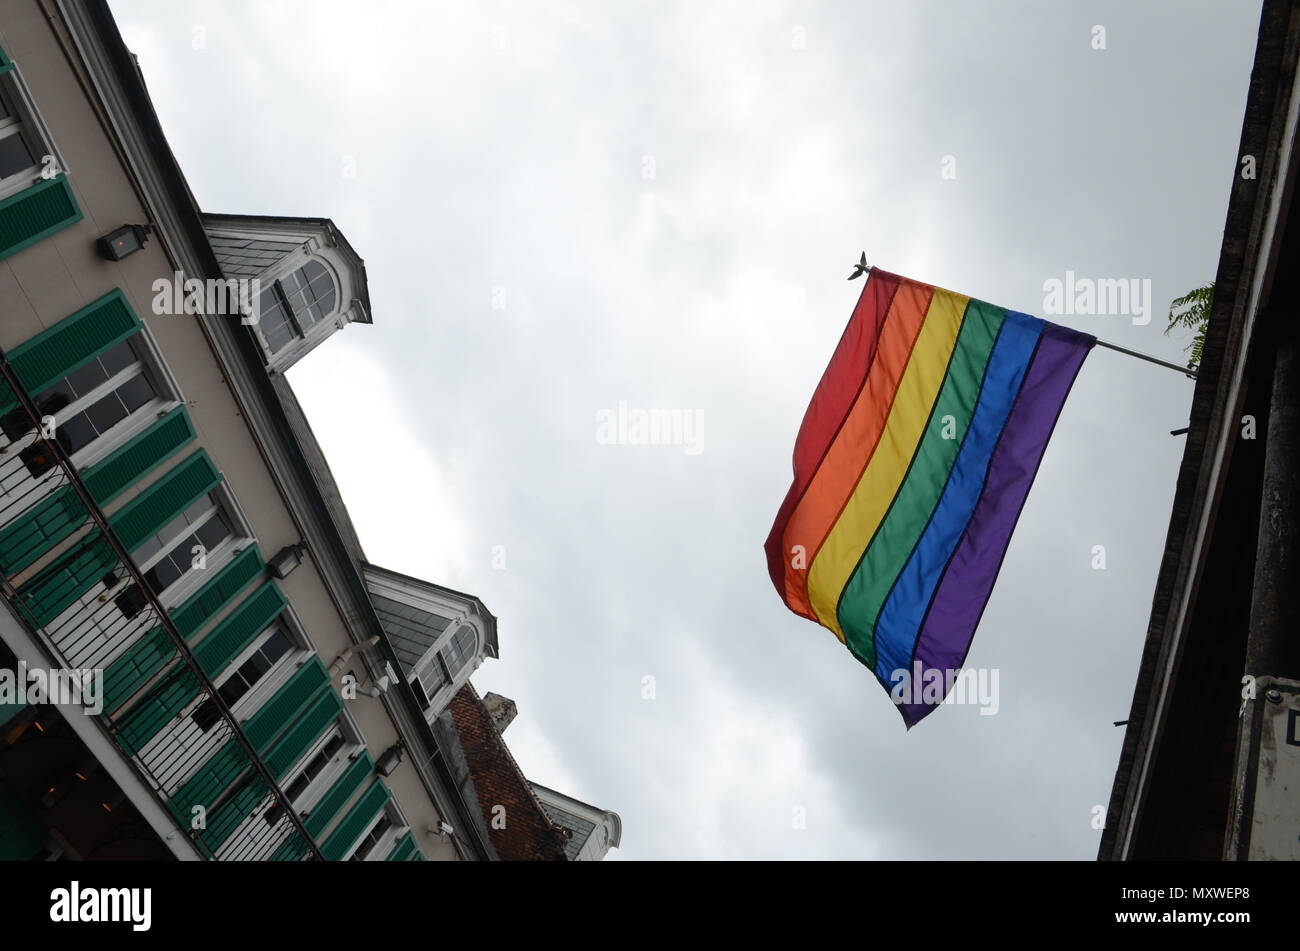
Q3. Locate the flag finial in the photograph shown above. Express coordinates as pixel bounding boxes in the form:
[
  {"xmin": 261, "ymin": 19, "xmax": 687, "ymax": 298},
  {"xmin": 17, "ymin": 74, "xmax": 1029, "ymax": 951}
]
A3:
[{"xmin": 847, "ymin": 252, "xmax": 871, "ymax": 281}]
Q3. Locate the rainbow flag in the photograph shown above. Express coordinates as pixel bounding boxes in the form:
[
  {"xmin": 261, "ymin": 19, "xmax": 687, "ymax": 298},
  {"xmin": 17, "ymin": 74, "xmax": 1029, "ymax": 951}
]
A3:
[{"xmin": 765, "ymin": 268, "xmax": 1095, "ymax": 727}]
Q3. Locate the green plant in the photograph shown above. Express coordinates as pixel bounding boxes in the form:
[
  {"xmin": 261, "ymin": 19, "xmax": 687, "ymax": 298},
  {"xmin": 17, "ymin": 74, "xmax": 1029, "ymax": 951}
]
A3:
[{"xmin": 1164, "ymin": 283, "xmax": 1213, "ymax": 370}]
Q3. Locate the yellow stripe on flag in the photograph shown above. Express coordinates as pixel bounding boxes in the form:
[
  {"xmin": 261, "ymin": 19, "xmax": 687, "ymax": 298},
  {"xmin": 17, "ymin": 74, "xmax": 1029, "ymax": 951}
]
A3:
[{"xmin": 806, "ymin": 288, "xmax": 970, "ymax": 637}]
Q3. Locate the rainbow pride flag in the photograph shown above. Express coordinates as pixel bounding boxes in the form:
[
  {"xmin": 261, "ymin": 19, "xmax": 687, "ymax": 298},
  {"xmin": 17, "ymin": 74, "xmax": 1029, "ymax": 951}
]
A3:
[{"xmin": 765, "ymin": 268, "xmax": 1095, "ymax": 727}]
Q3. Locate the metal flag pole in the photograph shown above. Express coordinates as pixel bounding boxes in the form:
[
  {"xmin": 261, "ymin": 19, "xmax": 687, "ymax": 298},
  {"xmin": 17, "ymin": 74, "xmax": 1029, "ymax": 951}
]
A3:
[
  {"xmin": 1093, "ymin": 339, "xmax": 1196, "ymax": 377},
  {"xmin": 847, "ymin": 254, "xmax": 1198, "ymax": 380}
]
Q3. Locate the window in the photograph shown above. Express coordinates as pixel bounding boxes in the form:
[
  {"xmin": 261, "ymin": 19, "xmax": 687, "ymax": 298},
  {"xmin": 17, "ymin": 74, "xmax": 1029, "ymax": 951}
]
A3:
[
  {"xmin": 192, "ymin": 627, "xmax": 295, "ymax": 733},
  {"xmin": 216, "ymin": 629, "xmax": 290, "ymax": 707},
  {"xmin": 131, "ymin": 494, "xmax": 231, "ymax": 598},
  {"xmin": 256, "ymin": 259, "xmax": 336, "ymax": 353},
  {"xmin": 416, "ymin": 654, "xmax": 448, "ymax": 703},
  {"xmin": 348, "ymin": 814, "xmax": 393, "ymax": 861},
  {"xmin": 414, "ymin": 624, "xmax": 478, "ymax": 706},
  {"xmin": 0, "ymin": 85, "xmax": 40, "ymax": 200},
  {"xmin": 442, "ymin": 623, "xmax": 477, "ymax": 675},
  {"xmin": 264, "ymin": 729, "xmax": 346, "ymax": 824},
  {"xmin": 0, "ymin": 54, "xmax": 67, "ymax": 207},
  {"xmin": 1, "ymin": 338, "xmax": 158, "ymax": 475}
]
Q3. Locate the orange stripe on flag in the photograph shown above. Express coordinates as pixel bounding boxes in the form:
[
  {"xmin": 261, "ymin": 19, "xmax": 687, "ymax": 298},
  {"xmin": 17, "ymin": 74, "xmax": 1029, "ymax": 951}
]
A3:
[{"xmin": 780, "ymin": 279, "xmax": 935, "ymax": 624}]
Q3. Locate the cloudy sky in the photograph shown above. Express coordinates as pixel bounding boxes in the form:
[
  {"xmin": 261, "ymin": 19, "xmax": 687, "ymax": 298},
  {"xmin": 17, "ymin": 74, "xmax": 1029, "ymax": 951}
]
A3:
[{"xmin": 109, "ymin": 0, "xmax": 1262, "ymax": 859}]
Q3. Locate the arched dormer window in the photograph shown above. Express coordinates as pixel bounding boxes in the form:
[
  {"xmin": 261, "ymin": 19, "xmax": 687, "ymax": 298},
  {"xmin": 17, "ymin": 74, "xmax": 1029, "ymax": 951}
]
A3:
[
  {"xmin": 414, "ymin": 621, "xmax": 480, "ymax": 708},
  {"xmin": 203, "ymin": 214, "xmax": 372, "ymax": 372},
  {"xmin": 256, "ymin": 258, "xmax": 338, "ymax": 354}
]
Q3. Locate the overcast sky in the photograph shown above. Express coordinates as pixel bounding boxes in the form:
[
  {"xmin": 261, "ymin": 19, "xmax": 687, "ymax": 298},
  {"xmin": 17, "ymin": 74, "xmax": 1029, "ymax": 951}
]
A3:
[{"xmin": 109, "ymin": 0, "xmax": 1262, "ymax": 859}]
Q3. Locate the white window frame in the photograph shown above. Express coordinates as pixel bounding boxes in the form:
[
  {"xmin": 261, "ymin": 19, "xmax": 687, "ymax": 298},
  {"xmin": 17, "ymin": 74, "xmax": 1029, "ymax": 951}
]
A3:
[
  {"xmin": 284, "ymin": 709, "xmax": 366, "ymax": 819},
  {"xmin": 209, "ymin": 604, "xmax": 311, "ymax": 718},
  {"xmin": 114, "ymin": 482, "xmax": 252, "ymax": 614},
  {"xmin": 414, "ymin": 651, "xmax": 451, "ymax": 705},
  {"xmin": 174, "ymin": 607, "xmax": 312, "ymax": 747},
  {"xmin": 0, "ymin": 63, "xmax": 68, "ymax": 201},
  {"xmin": 47, "ymin": 355, "xmax": 166, "ymax": 464},
  {"xmin": 131, "ymin": 492, "xmax": 235, "ymax": 605},
  {"xmin": 408, "ymin": 618, "xmax": 483, "ymax": 715},
  {"xmin": 347, "ymin": 801, "xmax": 405, "ymax": 862},
  {"xmin": 70, "ymin": 325, "xmax": 187, "ymax": 470},
  {"xmin": 209, "ymin": 622, "xmax": 299, "ymax": 717},
  {"xmin": 368, "ymin": 802, "xmax": 410, "ymax": 861},
  {"xmin": 249, "ymin": 251, "xmax": 343, "ymax": 369},
  {"xmin": 0, "ymin": 329, "xmax": 184, "ymax": 515}
]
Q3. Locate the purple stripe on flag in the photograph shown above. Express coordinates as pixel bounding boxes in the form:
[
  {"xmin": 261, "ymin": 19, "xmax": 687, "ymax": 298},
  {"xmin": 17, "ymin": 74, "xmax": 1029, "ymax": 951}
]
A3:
[{"xmin": 898, "ymin": 322, "xmax": 1094, "ymax": 728}]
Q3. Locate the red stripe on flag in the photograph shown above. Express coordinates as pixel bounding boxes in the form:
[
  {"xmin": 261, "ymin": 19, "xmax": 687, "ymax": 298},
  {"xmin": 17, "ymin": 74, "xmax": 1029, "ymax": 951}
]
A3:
[{"xmin": 763, "ymin": 269, "xmax": 901, "ymax": 609}]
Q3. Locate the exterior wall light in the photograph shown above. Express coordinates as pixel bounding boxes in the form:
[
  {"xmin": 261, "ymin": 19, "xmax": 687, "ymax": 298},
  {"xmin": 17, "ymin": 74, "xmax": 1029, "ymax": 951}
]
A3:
[
  {"xmin": 96, "ymin": 224, "xmax": 151, "ymax": 260},
  {"xmin": 376, "ymin": 744, "xmax": 404, "ymax": 777},
  {"xmin": 268, "ymin": 543, "xmax": 307, "ymax": 579}
]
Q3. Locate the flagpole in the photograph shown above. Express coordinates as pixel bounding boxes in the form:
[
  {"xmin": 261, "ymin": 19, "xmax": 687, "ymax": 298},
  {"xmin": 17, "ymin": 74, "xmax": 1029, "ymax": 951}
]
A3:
[
  {"xmin": 1093, "ymin": 339, "xmax": 1196, "ymax": 378},
  {"xmin": 848, "ymin": 255, "xmax": 1197, "ymax": 379}
]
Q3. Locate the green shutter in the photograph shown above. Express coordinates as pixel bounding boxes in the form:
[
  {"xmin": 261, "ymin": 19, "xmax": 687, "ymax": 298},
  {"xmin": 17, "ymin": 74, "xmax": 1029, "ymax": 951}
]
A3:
[
  {"xmin": 170, "ymin": 544, "xmax": 265, "ymax": 640},
  {"xmin": 116, "ymin": 666, "xmax": 200, "ymax": 754},
  {"xmin": 270, "ymin": 834, "xmax": 311, "ymax": 862},
  {"xmin": 387, "ymin": 831, "xmax": 417, "ymax": 861},
  {"xmin": 0, "ymin": 174, "xmax": 82, "ymax": 263},
  {"xmin": 101, "ymin": 624, "xmax": 175, "ymax": 713},
  {"xmin": 15, "ymin": 532, "xmax": 118, "ymax": 627},
  {"xmin": 109, "ymin": 450, "xmax": 221, "ymax": 552},
  {"xmin": 82, "ymin": 407, "xmax": 197, "ymax": 506},
  {"xmin": 199, "ymin": 774, "xmax": 268, "ymax": 853},
  {"xmin": 321, "ymin": 780, "xmax": 391, "ymax": 861},
  {"xmin": 264, "ymin": 687, "xmax": 343, "ymax": 780},
  {"xmin": 1, "ymin": 289, "xmax": 135, "ymax": 417},
  {"xmin": 303, "ymin": 751, "xmax": 374, "ymax": 840},
  {"xmin": 241, "ymin": 657, "xmax": 331, "ymax": 754},
  {"xmin": 0, "ymin": 485, "xmax": 87, "ymax": 576},
  {"xmin": 0, "ymin": 406, "xmax": 189, "ymax": 573},
  {"xmin": 171, "ymin": 739, "xmax": 250, "ymax": 818},
  {"xmin": 192, "ymin": 582, "xmax": 287, "ymax": 677},
  {"xmin": 0, "ymin": 44, "xmax": 12, "ymax": 73}
]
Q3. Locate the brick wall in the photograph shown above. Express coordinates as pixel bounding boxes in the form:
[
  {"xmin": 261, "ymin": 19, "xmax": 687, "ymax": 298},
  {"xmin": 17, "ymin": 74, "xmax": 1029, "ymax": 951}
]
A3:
[{"xmin": 446, "ymin": 684, "xmax": 569, "ymax": 861}]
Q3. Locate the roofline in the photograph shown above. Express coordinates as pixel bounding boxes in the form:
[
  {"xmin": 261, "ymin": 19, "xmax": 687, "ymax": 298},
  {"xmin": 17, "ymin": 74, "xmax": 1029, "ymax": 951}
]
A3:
[
  {"xmin": 362, "ymin": 561, "xmax": 500, "ymax": 659},
  {"xmin": 202, "ymin": 213, "xmax": 373, "ymax": 322},
  {"xmin": 455, "ymin": 682, "xmax": 570, "ymax": 857},
  {"xmin": 529, "ymin": 780, "xmax": 623, "ymax": 848}
]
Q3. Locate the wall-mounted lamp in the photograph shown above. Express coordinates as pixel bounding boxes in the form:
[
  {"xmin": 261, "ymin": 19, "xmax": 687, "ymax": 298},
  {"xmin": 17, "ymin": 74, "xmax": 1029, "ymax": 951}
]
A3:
[
  {"xmin": 376, "ymin": 743, "xmax": 404, "ymax": 777},
  {"xmin": 96, "ymin": 224, "xmax": 151, "ymax": 261},
  {"xmin": 363, "ymin": 674, "xmax": 392, "ymax": 699},
  {"xmin": 268, "ymin": 543, "xmax": 307, "ymax": 580}
]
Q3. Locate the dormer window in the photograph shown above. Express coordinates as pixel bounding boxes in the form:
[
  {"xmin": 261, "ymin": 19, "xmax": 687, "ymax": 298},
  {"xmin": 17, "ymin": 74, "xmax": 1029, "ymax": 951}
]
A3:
[
  {"xmin": 414, "ymin": 623, "xmax": 478, "ymax": 706},
  {"xmin": 203, "ymin": 215, "xmax": 371, "ymax": 372},
  {"xmin": 257, "ymin": 258, "xmax": 337, "ymax": 353},
  {"xmin": 442, "ymin": 623, "xmax": 477, "ymax": 675},
  {"xmin": 363, "ymin": 565, "xmax": 499, "ymax": 716}
]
